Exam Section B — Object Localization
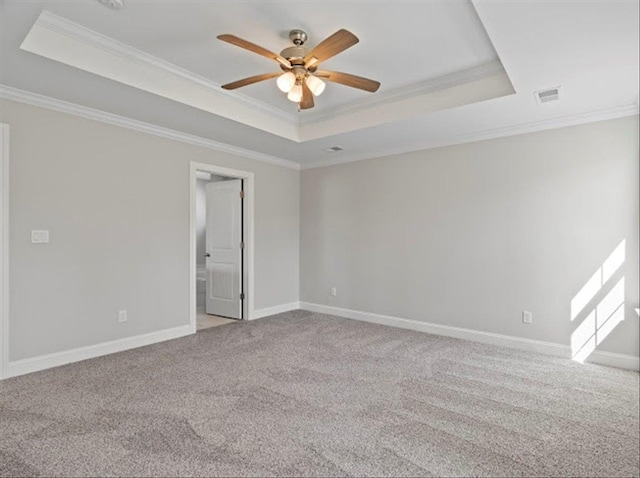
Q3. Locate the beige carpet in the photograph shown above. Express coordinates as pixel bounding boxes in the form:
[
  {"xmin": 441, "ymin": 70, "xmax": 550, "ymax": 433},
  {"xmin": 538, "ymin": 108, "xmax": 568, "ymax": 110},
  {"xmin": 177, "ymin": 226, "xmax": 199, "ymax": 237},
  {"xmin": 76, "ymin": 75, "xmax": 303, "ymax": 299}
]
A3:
[
  {"xmin": 1, "ymin": 309, "xmax": 638, "ymax": 477},
  {"xmin": 196, "ymin": 313, "xmax": 236, "ymax": 330}
]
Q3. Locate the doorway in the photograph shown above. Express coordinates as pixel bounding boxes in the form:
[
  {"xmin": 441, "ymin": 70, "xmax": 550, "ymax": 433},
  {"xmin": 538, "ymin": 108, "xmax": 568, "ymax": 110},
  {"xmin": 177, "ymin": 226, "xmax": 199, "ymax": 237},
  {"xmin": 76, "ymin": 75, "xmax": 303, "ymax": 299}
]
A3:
[{"xmin": 189, "ymin": 162, "xmax": 255, "ymax": 333}]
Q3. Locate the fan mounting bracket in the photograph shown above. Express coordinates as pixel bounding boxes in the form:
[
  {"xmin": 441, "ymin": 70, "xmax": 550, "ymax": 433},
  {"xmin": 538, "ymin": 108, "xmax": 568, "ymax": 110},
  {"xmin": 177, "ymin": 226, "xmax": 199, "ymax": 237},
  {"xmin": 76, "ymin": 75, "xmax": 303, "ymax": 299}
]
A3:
[{"xmin": 289, "ymin": 29, "xmax": 308, "ymax": 46}]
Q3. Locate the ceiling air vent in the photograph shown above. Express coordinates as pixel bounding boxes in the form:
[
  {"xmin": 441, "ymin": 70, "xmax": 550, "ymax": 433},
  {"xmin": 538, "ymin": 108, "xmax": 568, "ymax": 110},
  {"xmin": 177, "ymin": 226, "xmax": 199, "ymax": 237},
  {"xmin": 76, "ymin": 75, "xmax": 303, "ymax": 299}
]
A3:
[
  {"xmin": 534, "ymin": 86, "xmax": 561, "ymax": 104},
  {"xmin": 324, "ymin": 146, "xmax": 344, "ymax": 153}
]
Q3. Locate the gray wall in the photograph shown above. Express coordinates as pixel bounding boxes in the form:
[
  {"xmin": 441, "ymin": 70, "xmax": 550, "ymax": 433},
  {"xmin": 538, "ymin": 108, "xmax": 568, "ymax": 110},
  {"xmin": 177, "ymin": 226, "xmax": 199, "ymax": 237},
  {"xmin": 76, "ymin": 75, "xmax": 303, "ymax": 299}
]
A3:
[
  {"xmin": 2, "ymin": 99, "xmax": 300, "ymax": 361},
  {"xmin": 3, "ymin": 97, "xmax": 637, "ymax": 363},
  {"xmin": 301, "ymin": 116, "xmax": 639, "ymax": 357}
]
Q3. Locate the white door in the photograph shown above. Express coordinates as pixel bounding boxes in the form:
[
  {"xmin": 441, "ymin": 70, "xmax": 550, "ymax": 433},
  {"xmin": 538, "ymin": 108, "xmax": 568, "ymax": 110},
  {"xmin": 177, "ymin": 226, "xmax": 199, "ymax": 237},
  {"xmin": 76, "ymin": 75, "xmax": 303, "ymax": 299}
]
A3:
[{"xmin": 205, "ymin": 179, "xmax": 243, "ymax": 319}]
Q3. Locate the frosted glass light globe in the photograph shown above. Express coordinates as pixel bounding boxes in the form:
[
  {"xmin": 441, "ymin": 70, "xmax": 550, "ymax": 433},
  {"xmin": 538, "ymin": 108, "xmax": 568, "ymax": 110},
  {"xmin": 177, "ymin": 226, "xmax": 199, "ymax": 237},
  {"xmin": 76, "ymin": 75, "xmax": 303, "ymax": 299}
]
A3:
[
  {"xmin": 287, "ymin": 83, "xmax": 303, "ymax": 102},
  {"xmin": 277, "ymin": 72, "xmax": 296, "ymax": 93},
  {"xmin": 306, "ymin": 75, "xmax": 326, "ymax": 96}
]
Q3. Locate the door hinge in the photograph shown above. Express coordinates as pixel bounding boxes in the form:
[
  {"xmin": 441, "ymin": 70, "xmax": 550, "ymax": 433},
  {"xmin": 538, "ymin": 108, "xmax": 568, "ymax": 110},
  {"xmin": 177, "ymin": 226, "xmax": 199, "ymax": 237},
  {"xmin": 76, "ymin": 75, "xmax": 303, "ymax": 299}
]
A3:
[
  {"xmin": 240, "ymin": 293, "xmax": 245, "ymax": 300},
  {"xmin": 240, "ymin": 242, "xmax": 245, "ymax": 249},
  {"xmin": 240, "ymin": 191, "xmax": 245, "ymax": 199}
]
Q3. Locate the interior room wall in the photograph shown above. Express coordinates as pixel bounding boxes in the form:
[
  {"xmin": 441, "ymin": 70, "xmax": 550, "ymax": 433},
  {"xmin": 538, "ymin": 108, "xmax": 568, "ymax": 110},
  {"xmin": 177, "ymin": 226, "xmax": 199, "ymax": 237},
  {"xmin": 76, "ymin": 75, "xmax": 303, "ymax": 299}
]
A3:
[
  {"xmin": 301, "ymin": 115, "xmax": 640, "ymax": 358},
  {"xmin": 1, "ymin": 99, "xmax": 300, "ymax": 362}
]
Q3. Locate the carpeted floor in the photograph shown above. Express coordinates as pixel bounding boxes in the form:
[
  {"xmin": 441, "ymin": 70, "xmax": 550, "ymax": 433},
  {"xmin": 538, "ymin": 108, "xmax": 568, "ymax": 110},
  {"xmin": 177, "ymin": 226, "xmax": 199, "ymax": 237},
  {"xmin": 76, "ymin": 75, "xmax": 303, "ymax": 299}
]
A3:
[{"xmin": 1, "ymin": 310, "xmax": 638, "ymax": 477}]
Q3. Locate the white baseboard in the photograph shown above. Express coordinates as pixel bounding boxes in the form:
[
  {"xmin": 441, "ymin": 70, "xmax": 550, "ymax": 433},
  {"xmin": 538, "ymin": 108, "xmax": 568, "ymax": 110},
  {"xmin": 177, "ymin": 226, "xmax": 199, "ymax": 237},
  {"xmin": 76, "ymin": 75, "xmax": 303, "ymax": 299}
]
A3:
[
  {"xmin": 585, "ymin": 349, "xmax": 640, "ymax": 370},
  {"xmin": 6, "ymin": 324, "xmax": 193, "ymax": 379},
  {"xmin": 6, "ymin": 303, "xmax": 636, "ymax": 379},
  {"xmin": 299, "ymin": 302, "xmax": 640, "ymax": 371},
  {"xmin": 252, "ymin": 301, "xmax": 300, "ymax": 320}
]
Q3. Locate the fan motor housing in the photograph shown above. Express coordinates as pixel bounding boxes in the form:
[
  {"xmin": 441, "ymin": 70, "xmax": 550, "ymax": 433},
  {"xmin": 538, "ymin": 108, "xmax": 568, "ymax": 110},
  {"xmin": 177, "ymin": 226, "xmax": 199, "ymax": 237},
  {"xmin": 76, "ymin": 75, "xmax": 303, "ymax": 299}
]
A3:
[{"xmin": 280, "ymin": 46, "xmax": 308, "ymax": 61}]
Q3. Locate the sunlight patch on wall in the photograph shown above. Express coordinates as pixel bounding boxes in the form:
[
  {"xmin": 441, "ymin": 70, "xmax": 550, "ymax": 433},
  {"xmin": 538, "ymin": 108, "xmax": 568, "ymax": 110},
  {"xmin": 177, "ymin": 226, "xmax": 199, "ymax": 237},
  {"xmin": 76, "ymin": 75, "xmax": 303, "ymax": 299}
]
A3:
[
  {"xmin": 570, "ymin": 240, "xmax": 626, "ymax": 364},
  {"xmin": 602, "ymin": 240, "xmax": 626, "ymax": 284},
  {"xmin": 570, "ymin": 239, "xmax": 625, "ymax": 322},
  {"xmin": 571, "ymin": 271, "xmax": 601, "ymax": 321}
]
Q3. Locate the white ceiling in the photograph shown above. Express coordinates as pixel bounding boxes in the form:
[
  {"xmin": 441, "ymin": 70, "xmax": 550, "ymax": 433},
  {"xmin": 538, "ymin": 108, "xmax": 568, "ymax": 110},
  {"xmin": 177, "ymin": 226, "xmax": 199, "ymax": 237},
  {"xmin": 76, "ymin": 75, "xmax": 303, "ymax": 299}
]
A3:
[
  {"xmin": 1, "ymin": 0, "xmax": 638, "ymax": 168},
  {"xmin": 14, "ymin": 0, "xmax": 501, "ymax": 114}
]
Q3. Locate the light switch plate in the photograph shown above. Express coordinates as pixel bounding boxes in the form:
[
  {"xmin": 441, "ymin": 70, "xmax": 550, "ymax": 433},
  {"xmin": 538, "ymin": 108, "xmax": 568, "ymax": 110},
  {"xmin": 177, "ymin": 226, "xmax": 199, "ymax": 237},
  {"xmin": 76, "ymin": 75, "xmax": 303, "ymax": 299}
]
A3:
[{"xmin": 31, "ymin": 230, "xmax": 50, "ymax": 243}]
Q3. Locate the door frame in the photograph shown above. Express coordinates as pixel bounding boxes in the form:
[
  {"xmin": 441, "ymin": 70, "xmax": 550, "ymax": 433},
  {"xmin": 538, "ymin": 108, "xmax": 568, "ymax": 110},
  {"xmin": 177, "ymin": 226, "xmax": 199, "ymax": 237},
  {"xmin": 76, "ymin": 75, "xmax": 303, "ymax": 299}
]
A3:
[
  {"xmin": 0, "ymin": 124, "xmax": 10, "ymax": 379},
  {"xmin": 189, "ymin": 161, "xmax": 255, "ymax": 331}
]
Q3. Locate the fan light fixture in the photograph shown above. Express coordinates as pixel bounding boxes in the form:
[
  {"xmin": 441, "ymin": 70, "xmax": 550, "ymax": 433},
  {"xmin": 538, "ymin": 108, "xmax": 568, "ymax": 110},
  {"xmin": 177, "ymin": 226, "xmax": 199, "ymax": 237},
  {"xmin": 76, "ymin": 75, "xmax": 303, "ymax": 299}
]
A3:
[
  {"xmin": 218, "ymin": 29, "xmax": 380, "ymax": 110},
  {"xmin": 280, "ymin": 73, "xmax": 326, "ymax": 102}
]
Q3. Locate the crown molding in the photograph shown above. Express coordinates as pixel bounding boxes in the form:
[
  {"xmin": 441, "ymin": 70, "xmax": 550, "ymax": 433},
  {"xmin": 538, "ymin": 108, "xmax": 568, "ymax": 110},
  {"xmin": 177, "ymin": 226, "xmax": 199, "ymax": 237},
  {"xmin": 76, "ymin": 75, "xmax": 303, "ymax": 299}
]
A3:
[
  {"xmin": 0, "ymin": 85, "xmax": 300, "ymax": 170},
  {"xmin": 36, "ymin": 10, "xmax": 297, "ymax": 125},
  {"xmin": 301, "ymin": 60, "xmax": 506, "ymax": 126},
  {"xmin": 3, "ymin": 84, "xmax": 635, "ymax": 174},
  {"xmin": 4, "ymin": 84, "xmax": 635, "ymax": 174},
  {"xmin": 301, "ymin": 103, "xmax": 640, "ymax": 170},
  {"xmin": 299, "ymin": 69, "xmax": 515, "ymax": 142}
]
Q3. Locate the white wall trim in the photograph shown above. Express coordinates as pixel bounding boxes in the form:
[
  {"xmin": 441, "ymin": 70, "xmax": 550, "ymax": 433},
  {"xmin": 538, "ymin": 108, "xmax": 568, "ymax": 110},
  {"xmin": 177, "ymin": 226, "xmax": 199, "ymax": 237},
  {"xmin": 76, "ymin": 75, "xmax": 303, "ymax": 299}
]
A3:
[
  {"xmin": 6, "ymin": 325, "xmax": 192, "ymax": 379},
  {"xmin": 299, "ymin": 72, "xmax": 514, "ymax": 142},
  {"xmin": 301, "ymin": 103, "xmax": 640, "ymax": 170},
  {"xmin": 0, "ymin": 85, "xmax": 300, "ymax": 171},
  {"xmin": 0, "ymin": 124, "xmax": 9, "ymax": 379},
  {"xmin": 300, "ymin": 60, "xmax": 507, "ymax": 126},
  {"xmin": 190, "ymin": 162, "xmax": 255, "ymax": 330},
  {"xmin": 253, "ymin": 302, "xmax": 300, "ymax": 320},
  {"xmin": 3, "ymin": 85, "xmax": 636, "ymax": 174},
  {"xmin": 299, "ymin": 302, "xmax": 640, "ymax": 371}
]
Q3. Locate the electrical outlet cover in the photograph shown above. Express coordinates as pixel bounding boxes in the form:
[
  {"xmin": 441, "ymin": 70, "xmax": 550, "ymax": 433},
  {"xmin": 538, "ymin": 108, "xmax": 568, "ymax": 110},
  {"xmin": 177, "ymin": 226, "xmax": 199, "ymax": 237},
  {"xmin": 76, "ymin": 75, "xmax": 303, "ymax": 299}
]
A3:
[{"xmin": 31, "ymin": 230, "xmax": 49, "ymax": 243}]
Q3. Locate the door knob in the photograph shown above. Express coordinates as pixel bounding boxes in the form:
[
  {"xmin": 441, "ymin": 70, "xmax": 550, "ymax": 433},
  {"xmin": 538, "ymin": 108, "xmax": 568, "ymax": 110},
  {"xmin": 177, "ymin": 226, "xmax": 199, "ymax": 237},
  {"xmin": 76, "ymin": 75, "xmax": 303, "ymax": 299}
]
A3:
[{"xmin": 204, "ymin": 253, "xmax": 210, "ymax": 257}]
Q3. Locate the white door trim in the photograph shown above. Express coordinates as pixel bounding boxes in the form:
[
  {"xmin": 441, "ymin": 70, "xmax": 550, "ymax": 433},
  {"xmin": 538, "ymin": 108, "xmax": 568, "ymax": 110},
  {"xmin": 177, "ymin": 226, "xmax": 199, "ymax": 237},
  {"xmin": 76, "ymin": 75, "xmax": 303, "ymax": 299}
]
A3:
[
  {"xmin": 0, "ymin": 124, "xmax": 10, "ymax": 379},
  {"xmin": 189, "ymin": 162, "xmax": 255, "ymax": 332}
]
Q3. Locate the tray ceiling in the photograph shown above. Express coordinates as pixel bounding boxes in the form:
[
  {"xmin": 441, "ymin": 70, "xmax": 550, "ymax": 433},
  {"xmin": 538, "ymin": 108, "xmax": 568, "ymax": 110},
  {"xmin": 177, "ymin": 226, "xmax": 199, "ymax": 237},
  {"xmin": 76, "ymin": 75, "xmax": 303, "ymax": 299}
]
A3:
[{"xmin": 1, "ymin": 0, "xmax": 638, "ymax": 167}]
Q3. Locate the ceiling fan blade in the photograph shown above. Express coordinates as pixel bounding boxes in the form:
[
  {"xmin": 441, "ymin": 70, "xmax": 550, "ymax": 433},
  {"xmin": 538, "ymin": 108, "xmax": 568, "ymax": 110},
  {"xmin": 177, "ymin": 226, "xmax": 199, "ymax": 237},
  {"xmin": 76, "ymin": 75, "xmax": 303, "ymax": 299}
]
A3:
[
  {"xmin": 221, "ymin": 72, "xmax": 280, "ymax": 90},
  {"xmin": 315, "ymin": 70, "xmax": 380, "ymax": 92},
  {"xmin": 304, "ymin": 29, "xmax": 359, "ymax": 66},
  {"xmin": 217, "ymin": 34, "xmax": 291, "ymax": 68},
  {"xmin": 300, "ymin": 81, "xmax": 314, "ymax": 109}
]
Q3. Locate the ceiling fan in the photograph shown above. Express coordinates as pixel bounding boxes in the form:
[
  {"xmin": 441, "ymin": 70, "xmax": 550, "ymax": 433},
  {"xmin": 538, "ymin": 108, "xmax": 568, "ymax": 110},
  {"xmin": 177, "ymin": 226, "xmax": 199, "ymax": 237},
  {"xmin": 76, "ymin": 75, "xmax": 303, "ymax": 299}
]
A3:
[{"xmin": 217, "ymin": 29, "xmax": 380, "ymax": 110}]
